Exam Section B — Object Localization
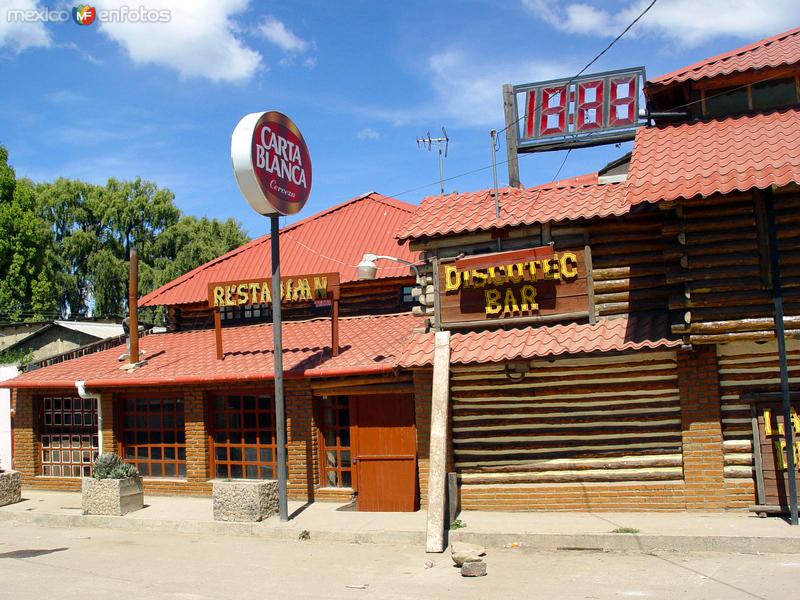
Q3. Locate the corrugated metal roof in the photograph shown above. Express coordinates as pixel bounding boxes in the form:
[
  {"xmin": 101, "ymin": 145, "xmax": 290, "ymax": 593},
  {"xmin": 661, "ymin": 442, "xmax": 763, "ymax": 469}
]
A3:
[
  {"xmin": 4, "ymin": 313, "xmax": 418, "ymax": 389},
  {"xmin": 398, "ymin": 315, "xmax": 678, "ymax": 367},
  {"xmin": 140, "ymin": 192, "xmax": 418, "ymax": 307},
  {"xmin": 395, "ymin": 175, "xmax": 631, "ymax": 242},
  {"xmin": 648, "ymin": 26, "xmax": 800, "ymax": 87},
  {"xmin": 626, "ymin": 107, "xmax": 800, "ymax": 205},
  {"xmin": 54, "ymin": 321, "xmax": 124, "ymax": 339}
]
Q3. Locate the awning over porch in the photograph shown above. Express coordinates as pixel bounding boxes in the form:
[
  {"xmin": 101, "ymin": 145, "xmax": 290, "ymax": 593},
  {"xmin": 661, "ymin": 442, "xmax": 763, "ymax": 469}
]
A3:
[
  {"xmin": 3, "ymin": 312, "xmax": 419, "ymax": 389},
  {"xmin": 398, "ymin": 315, "xmax": 680, "ymax": 367}
]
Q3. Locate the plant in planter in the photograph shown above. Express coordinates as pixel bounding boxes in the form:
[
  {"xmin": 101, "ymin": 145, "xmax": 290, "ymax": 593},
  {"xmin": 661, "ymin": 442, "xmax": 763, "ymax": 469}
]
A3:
[
  {"xmin": 82, "ymin": 453, "xmax": 144, "ymax": 516},
  {"xmin": 0, "ymin": 465, "xmax": 22, "ymax": 507}
]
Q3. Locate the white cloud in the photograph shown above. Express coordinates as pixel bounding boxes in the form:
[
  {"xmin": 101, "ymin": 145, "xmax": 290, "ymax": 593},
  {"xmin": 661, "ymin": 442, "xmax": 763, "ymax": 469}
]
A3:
[
  {"xmin": 0, "ymin": 0, "xmax": 51, "ymax": 52},
  {"xmin": 258, "ymin": 16, "xmax": 309, "ymax": 53},
  {"xmin": 348, "ymin": 48, "xmax": 570, "ymax": 128},
  {"xmin": 523, "ymin": 0, "xmax": 800, "ymax": 48},
  {"xmin": 95, "ymin": 0, "xmax": 261, "ymax": 82},
  {"xmin": 356, "ymin": 127, "xmax": 380, "ymax": 140}
]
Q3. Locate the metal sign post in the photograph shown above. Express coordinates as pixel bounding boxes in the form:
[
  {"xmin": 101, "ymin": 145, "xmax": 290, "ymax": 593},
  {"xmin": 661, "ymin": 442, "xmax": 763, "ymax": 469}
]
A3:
[
  {"xmin": 270, "ymin": 215, "xmax": 288, "ymax": 522},
  {"xmin": 766, "ymin": 189, "xmax": 798, "ymax": 525}
]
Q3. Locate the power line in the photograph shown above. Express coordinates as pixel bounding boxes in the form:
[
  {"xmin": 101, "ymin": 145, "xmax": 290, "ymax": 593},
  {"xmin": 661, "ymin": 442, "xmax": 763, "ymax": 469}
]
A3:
[
  {"xmin": 551, "ymin": 149, "xmax": 573, "ymax": 182},
  {"xmin": 498, "ymin": 0, "xmax": 659, "ymax": 137}
]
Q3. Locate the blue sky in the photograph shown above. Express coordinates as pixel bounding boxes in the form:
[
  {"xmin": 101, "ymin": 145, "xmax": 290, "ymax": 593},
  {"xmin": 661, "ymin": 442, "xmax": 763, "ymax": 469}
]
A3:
[{"xmin": 1, "ymin": 0, "xmax": 798, "ymax": 237}]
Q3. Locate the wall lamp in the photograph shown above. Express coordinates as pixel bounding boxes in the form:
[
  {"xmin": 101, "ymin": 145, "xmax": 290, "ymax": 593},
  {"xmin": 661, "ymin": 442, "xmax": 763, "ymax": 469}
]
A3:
[{"xmin": 356, "ymin": 253, "xmax": 420, "ymax": 281}]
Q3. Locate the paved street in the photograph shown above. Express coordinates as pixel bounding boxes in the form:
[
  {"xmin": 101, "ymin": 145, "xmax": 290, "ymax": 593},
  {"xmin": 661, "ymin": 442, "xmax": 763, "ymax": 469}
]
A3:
[{"xmin": 0, "ymin": 522, "xmax": 797, "ymax": 599}]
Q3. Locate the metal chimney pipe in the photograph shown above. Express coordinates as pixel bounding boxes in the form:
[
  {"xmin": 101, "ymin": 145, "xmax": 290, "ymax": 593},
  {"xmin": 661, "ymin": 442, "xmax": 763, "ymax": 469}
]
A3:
[{"xmin": 128, "ymin": 248, "xmax": 140, "ymax": 364}]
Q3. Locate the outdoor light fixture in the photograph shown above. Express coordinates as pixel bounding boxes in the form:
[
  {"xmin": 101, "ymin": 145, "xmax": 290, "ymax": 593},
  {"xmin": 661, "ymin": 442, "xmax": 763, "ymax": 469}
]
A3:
[{"xmin": 357, "ymin": 253, "xmax": 420, "ymax": 281}]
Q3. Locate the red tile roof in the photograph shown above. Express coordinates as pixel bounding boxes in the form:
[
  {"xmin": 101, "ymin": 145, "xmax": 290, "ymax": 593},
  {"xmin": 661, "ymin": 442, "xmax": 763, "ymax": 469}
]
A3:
[
  {"xmin": 398, "ymin": 316, "xmax": 678, "ymax": 367},
  {"xmin": 4, "ymin": 313, "xmax": 417, "ymax": 389},
  {"xmin": 626, "ymin": 107, "xmax": 800, "ymax": 205},
  {"xmin": 648, "ymin": 26, "xmax": 800, "ymax": 87},
  {"xmin": 396, "ymin": 176, "xmax": 630, "ymax": 242},
  {"xmin": 140, "ymin": 193, "xmax": 418, "ymax": 307}
]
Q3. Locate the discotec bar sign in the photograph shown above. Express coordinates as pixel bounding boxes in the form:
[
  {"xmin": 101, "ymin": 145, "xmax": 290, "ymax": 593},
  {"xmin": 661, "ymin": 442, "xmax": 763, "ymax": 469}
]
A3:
[{"xmin": 231, "ymin": 111, "xmax": 312, "ymax": 216}]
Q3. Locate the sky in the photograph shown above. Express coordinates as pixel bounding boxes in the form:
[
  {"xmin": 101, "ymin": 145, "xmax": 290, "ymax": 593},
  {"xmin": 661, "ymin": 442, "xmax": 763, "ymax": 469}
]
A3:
[{"xmin": 1, "ymin": 0, "xmax": 799, "ymax": 238}]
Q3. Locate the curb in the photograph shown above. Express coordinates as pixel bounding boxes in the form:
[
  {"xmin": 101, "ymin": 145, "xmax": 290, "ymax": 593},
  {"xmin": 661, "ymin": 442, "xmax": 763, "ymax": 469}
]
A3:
[{"xmin": 2, "ymin": 510, "xmax": 800, "ymax": 553}]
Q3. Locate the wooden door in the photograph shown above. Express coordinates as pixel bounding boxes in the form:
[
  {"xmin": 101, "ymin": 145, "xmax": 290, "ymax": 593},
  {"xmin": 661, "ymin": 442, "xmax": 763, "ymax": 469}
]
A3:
[
  {"xmin": 353, "ymin": 394, "xmax": 417, "ymax": 512},
  {"xmin": 755, "ymin": 401, "xmax": 800, "ymax": 508}
]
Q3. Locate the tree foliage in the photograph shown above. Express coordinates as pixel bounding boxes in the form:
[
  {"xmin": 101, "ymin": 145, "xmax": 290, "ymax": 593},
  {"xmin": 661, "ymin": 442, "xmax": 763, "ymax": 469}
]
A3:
[{"xmin": 0, "ymin": 146, "xmax": 250, "ymax": 324}]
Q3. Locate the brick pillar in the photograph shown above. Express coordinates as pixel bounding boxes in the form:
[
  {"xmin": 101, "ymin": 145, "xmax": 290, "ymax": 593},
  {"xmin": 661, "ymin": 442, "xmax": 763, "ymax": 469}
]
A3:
[
  {"xmin": 184, "ymin": 390, "xmax": 209, "ymax": 483},
  {"xmin": 414, "ymin": 369, "xmax": 433, "ymax": 505},
  {"xmin": 285, "ymin": 381, "xmax": 314, "ymax": 502},
  {"xmin": 12, "ymin": 389, "xmax": 39, "ymax": 482},
  {"xmin": 677, "ymin": 345, "xmax": 726, "ymax": 510},
  {"xmin": 100, "ymin": 392, "xmax": 116, "ymax": 454}
]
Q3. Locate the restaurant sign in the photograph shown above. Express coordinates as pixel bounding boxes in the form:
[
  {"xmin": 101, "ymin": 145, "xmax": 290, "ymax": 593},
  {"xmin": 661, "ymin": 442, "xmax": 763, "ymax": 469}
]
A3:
[
  {"xmin": 207, "ymin": 273, "xmax": 339, "ymax": 308},
  {"xmin": 438, "ymin": 245, "xmax": 590, "ymax": 326}
]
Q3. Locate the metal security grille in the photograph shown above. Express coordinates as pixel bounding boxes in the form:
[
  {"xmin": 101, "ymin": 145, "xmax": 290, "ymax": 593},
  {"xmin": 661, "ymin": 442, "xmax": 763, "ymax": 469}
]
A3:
[
  {"xmin": 210, "ymin": 393, "xmax": 276, "ymax": 479},
  {"xmin": 316, "ymin": 396, "xmax": 352, "ymax": 488},
  {"xmin": 120, "ymin": 397, "xmax": 186, "ymax": 478},
  {"xmin": 40, "ymin": 396, "xmax": 98, "ymax": 477}
]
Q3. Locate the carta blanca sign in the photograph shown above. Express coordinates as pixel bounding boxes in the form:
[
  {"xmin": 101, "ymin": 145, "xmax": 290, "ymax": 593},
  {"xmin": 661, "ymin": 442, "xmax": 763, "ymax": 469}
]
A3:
[
  {"xmin": 207, "ymin": 273, "xmax": 339, "ymax": 308},
  {"xmin": 231, "ymin": 111, "xmax": 312, "ymax": 216},
  {"xmin": 438, "ymin": 246, "xmax": 589, "ymax": 325}
]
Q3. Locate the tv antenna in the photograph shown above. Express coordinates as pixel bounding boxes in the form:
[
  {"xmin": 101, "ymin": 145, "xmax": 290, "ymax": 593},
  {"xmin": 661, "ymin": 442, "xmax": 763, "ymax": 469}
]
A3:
[{"xmin": 416, "ymin": 127, "xmax": 449, "ymax": 194}]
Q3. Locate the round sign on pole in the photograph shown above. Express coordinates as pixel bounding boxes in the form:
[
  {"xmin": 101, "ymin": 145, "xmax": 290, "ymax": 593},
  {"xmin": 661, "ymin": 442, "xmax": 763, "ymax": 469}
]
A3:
[{"xmin": 231, "ymin": 111, "xmax": 312, "ymax": 216}]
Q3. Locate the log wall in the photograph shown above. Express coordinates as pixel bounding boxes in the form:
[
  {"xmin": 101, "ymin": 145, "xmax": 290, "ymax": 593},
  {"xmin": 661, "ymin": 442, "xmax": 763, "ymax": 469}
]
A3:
[
  {"xmin": 667, "ymin": 190, "xmax": 800, "ymax": 344},
  {"xmin": 716, "ymin": 339, "xmax": 800, "ymax": 508},
  {"xmin": 451, "ymin": 350, "xmax": 684, "ymax": 510}
]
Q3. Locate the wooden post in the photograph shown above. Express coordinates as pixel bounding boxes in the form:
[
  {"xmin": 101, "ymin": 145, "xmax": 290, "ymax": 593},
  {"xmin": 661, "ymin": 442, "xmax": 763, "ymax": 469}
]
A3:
[
  {"xmin": 214, "ymin": 309, "xmax": 223, "ymax": 360},
  {"xmin": 584, "ymin": 240, "xmax": 596, "ymax": 325},
  {"xmin": 502, "ymin": 84, "xmax": 522, "ymax": 188},
  {"xmin": 128, "ymin": 248, "xmax": 139, "ymax": 364},
  {"xmin": 331, "ymin": 296, "xmax": 340, "ymax": 357}
]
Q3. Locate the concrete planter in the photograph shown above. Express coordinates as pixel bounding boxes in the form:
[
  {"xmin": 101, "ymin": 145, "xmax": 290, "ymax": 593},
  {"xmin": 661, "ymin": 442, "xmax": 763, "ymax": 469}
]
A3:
[
  {"xmin": 82, "ymin": 476, "xmax": 144, "ymax": 516},
  {"xmin": 212, "ymin": 479, "xmax": 279, "ymax": 522},
  {"xmin": 0, "ymin": 470, "xmax": 21, "ymax": 507}
]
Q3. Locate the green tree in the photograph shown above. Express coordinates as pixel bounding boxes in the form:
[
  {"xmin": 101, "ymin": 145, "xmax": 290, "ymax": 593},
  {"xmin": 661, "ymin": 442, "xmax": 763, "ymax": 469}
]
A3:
[{"xmin": 0, "ymin": 148, "xmax": 57, "ymax": 322}]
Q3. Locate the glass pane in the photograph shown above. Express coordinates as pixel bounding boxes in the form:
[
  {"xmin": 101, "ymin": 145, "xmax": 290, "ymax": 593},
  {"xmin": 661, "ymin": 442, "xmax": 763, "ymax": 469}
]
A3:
[
  {"xmin": 340, "ymin": 428, "xmax": 350, "ymax": 446},
  {"xmin": 215, "ymin": 414, "xmax": 226, "ymax": 430},
  {"xmin": 324, "ymin": 430, "xmax": 336, "ymax": 446},
  {"xmin": 258, "ymin": 431, "xmax": 271, "ymax": 444},
  {"xmin": 324, "ymin": 410, "xmax": 335, "ymax": 426},
  {"xmin": 705, "ymin": 86, "xmax": 748, "ymax": 116},
  {"xmin": 245, "ymin": 465, "xmax": 258, "ymax": 479},
  {"xmin": 342, "ymin": 471, "xmax": 352, "ymax": 488},
  {"xmin": 178, "ymin": 463, "xmax": 186, "ymax": 477},
  {"xmin": 164, "ymin": 463, "xmax": 176, "ymax": 477},
  {"xmin": 230, "ymin": 447, "xmax": 242, "ymax": 462},
  {"xmin": 228, "ymin": 396, "xmax": 241, "ymax": 410},
  {"xmin": 340, "ymin": 451, "xmax": 351, "ymax": 468},
  {"xmin": 258, "ymin": 396, "xmax": 271, "ymax": 410},
  {"xmin": 230, "ymin": 464, "xmax": 243, "ymax": 479},
  {"xmin": 150, "ymin": 431, "xmax": 162, "ymax": 444},
  {"xmin": 215, "ymin": 447, "xmax": 228, "ymax": 461},
  {"xmin": 326, "ymin": 450, "xmax": 337, "ymax": 468},
  {"xmin": 151, "ymin": 447, "xmax": 162, "ymax": 460},
  {"xmin": 229, "ymin": 431, "xmax": 241, "ymax": 444},
  {"xmin": 229, "ymin": 414, "xmax": 241, "ymax": 429},
  {"xmin": 752, "ymin": 78, "xmax": 797, "ymax": 111},
  {"xmin": 164, "ymin": 447, "xmax": 176, "ymax": 460},
  {"xmin": 327, "ymin": 470, "xmax": 337, "ymax": 486},
  {"xmin": 260, "ymin": 448, "xmax": 273, "ymax": 463},
  {"xmin": 137, "ymin": 463, "xmax": 148, "ymax": 476},
  {"xmin": 244, "ymin": 447, "xmax": 257, "ymax": 462},
  {"xmin": 216, "ymin": 464, "xmax": 228, "ymax": 478},
  {"xmin": 137, "ymin": 447, "xmax": 148, "ymax": 459},
  {"xmin": 243, "ymin": 413, "xmax": 256, "ymax": 429},
  {"xmin": 163, "ymin": 414, "xmax": 174, "ymax": 428},
  {"xmin": 260, "ymin": 465, "xmax": 274, "ymax": 479},
  {"xmin": 338, "ymin": 410, "xmax": 349, "ymax": 427},
  {"xmin": 243, "ymin": 395, "xmax": 256, "ymax": 410},
  {"xmin": 178, "ymin": 447, "xmax": 186, "ymax": 460},
  {"xmin": 244, "ymin": 431, "xmax": 257, "ymax": 445}
]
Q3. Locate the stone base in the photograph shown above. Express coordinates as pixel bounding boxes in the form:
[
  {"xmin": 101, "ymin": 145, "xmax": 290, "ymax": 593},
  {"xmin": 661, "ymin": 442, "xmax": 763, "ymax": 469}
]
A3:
[
  {"xmin": 0, "ymin": 471, "xmax": 21, "ymax": 507},
  {"xmin": 212, "ymin": 480, "xmax": 279, "ymax": 522},
  {"xmin": 82, "ymin": 476, "xmax": 144, "ymax": 516}
]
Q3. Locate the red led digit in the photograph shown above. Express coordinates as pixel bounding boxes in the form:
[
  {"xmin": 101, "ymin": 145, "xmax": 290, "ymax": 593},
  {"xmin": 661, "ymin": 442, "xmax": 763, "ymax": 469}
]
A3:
[
  {"xmin": 576, "ymin": 80, "xmax": 604, "ymax": 131},
  {"xmin": 609, "ymin": 76, "xmax": 636, "ymax": 127},
  {"xmin": 538, "ymin": 85, "xmax": 567, "ymax": 136}
]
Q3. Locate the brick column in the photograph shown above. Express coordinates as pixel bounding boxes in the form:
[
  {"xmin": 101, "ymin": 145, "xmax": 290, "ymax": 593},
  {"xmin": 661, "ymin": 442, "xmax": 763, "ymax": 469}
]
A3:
[
  {"xmin": 285, "ymin": 381, "xmax": 315, "ymax": 501},
  {"xmin": 184, "ymin": 390, "xmax": 209, "ymax": 483},
  {"xmin": 414, "ymin": 369, "xmax": 433, "ymax": 505},
  {"xmin": 100, "ymin": 392, "xmax": 116, "ymax": 454},
  {"xmin": 677, "ymin": 345, "xmax": 726, "ymax": 510},
  {"xmin": 11, "ymin": 389, "xmax": 39, "ymax": 482}
]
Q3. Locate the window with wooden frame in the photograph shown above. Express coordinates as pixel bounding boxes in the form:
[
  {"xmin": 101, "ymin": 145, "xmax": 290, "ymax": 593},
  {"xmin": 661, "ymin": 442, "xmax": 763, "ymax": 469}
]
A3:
[
  {"xmin": 210, "ymin": 393, "xmax": 276, "ymax": 479},
  {"xmin": 316, "ymin": 396, "xmax": 352, "ymax": 488},
  {"xmin": 120, "ymin": 396, "xmax": 186, "ymax": 478},
  {"xmin": 40, "ymin": 395, "xmax": 98, "ymax": 477}
]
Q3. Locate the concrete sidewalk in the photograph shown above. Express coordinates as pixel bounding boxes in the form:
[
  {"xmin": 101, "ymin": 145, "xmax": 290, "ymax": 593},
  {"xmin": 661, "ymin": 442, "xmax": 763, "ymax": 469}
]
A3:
[{"xmin": 3, "ymin": 489, "xmax": 800, "ymax": 553}]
